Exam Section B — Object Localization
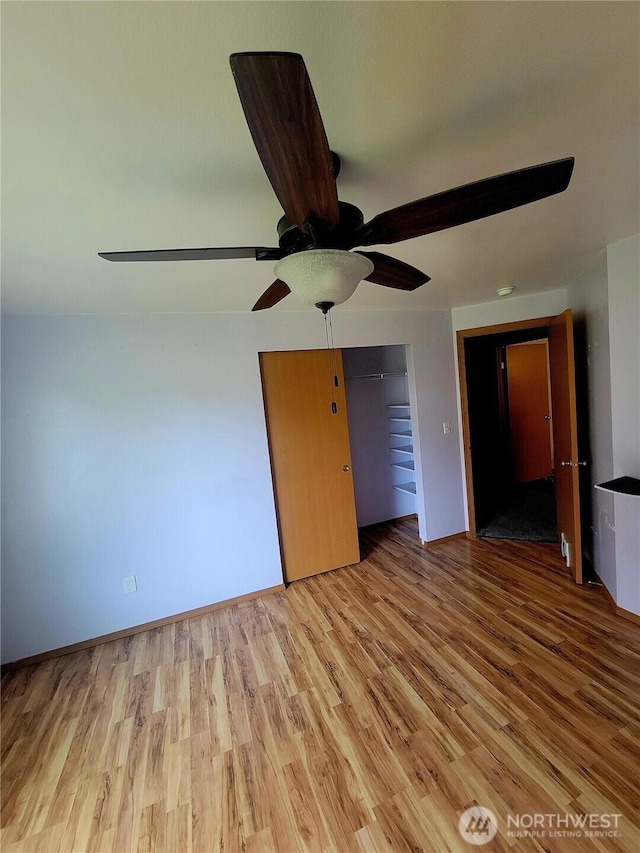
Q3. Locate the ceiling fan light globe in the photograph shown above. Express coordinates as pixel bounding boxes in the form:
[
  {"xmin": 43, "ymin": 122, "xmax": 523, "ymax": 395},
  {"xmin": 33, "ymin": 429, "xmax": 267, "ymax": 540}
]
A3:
[{"xmin": 274, "ymin": 249, "xmax": 374, "ymax": 308}]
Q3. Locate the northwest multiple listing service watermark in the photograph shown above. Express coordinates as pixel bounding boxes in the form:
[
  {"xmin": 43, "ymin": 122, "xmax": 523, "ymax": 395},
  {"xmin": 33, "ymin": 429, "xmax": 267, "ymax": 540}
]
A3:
[{"xmin": 458, "ymin": 806, "xmax": 623, "ymax": 845}]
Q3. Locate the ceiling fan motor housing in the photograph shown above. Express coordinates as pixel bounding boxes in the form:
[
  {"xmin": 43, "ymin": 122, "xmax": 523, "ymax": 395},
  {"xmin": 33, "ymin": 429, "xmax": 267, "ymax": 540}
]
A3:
[{"xmin": 276, "ymin": 201, "xmax": 366, "ymax": 255}]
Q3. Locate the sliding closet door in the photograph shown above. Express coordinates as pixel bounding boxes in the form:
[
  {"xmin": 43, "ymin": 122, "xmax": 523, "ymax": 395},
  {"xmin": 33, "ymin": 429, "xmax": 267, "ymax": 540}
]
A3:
[{"xmin": 260, "ymin": 349, "xmax": 360, "ymax": 582}]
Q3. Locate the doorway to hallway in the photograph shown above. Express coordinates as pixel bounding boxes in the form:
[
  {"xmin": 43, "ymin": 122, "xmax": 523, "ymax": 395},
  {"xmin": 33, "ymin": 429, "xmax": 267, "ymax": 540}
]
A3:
[{"xmin": 457, "ymin": 312, "xmax": 584, "ymax": 582}]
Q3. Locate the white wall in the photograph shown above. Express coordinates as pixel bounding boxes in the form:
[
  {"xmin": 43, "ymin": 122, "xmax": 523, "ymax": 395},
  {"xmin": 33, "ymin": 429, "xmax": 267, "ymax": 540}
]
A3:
[
  {"xmin": 607, "ymin": 236, "xmax": 640, "ymax": 480},
  {"xmin": 451, "ymin": 289, "xmax": 568, "ymax": 335},
  {"xmin": 1, "ymin": 314, "xmax": 283, "ymax": 663},
  {"xmin": 607, "ymin": 235, "xmax": 640, "ymax": 616},
  {"xmin": 562, "ymin": 236, "xmax": 638, "ymax": 616},
  {"xmin": 567, "ymin": 251, "xmax": 616, "ymax": 595},
  {"xmin": 1, "ymin": 308, "xmax": 466, "ymax": 662}
]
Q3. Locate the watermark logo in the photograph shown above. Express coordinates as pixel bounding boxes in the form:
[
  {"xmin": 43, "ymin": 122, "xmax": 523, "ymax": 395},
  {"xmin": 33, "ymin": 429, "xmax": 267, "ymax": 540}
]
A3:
[
  {"xmin": 458, "ymin": 806, "xmax": 498, "ymax": 845},
  {"xmin": 506, "ymin": 812, "xmax": 622, "ymax": 839},
  {"xmin": 457, "ymin": 808, "xmax": 623, "ymax": 844}
]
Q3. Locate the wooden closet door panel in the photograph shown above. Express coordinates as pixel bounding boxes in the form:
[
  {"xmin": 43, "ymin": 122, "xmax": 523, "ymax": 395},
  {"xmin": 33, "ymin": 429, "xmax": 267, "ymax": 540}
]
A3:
[{"xmin": 260, "ymin": 349, "xmax": 360, "ymax": 582}]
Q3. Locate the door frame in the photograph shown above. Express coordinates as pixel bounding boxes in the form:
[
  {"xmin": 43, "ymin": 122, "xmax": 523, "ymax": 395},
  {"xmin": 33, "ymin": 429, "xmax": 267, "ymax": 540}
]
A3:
[{"xmin": 456, "ymin": 316, "xmax": 555, "ymax": 536}]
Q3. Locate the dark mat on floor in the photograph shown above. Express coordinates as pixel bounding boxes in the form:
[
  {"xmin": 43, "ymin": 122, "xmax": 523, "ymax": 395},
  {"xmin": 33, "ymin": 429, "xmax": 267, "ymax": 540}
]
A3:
[{"xmin": 477, "ymin": 479, "xmax": 558, "ymax": 542}]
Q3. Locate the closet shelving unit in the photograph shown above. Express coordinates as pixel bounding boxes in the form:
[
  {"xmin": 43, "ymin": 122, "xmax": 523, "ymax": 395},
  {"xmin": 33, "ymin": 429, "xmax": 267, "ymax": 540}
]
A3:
[{"xmin": 388, "ymin": 403, "xmax": 416, "ymax": 495}]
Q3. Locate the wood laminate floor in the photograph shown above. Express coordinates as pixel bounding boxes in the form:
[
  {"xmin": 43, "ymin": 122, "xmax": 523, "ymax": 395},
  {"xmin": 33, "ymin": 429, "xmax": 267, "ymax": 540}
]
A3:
[{"xmin": 2, "ymin": 518, "xmax": 640, "ymax": 852}]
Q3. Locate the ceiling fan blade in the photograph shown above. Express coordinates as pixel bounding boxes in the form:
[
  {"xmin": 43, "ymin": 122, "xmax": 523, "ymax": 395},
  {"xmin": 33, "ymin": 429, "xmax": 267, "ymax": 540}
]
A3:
[
  {"xmin": 357, "ymin": 252, "xmax": 430, "ymax": 291},
  {"xmin": 230, "ymin": 52, "xmax": 339, "ymax": 232},
  {"xmin": 252, "ymin": 279, "xmax": 291, "ymax": 311},
  {"xmin": 98, "ymin": 246, "xmax": 283, "ymax": 262},
  {"xmin": 357, "ymin": 158, "xmax": 575, "ymax": 246}
]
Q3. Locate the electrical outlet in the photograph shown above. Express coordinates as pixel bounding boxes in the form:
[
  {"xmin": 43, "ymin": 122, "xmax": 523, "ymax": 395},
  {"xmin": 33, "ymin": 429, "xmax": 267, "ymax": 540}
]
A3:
[
  {"xmin": 442, "ymin": 422, "xmax": 451, "ymax": 435},
  {"xmin": 123, "ymin": 575, "xmax": 138, "ymax": 594}
]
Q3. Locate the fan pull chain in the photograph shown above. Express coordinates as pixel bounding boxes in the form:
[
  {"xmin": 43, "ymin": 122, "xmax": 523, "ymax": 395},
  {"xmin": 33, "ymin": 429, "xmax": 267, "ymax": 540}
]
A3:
[
  {"xmin": 324, "ymin": 309, "xmax": 338, "ymax": 414},
  {"xmin": 329, "ymin": 310, "xmax": 340, "ymax": 414}
]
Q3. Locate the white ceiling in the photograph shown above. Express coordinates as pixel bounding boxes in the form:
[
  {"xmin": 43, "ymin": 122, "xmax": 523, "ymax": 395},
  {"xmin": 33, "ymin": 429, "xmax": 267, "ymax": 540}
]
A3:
[{"xmin": 2, "ymin": 1, "xmax": 638, "ymax": 315}]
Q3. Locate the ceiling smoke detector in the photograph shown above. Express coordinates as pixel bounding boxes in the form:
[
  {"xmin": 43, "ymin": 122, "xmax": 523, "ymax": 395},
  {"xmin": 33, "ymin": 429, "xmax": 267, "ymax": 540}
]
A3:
[{"xmin": 497, "ymin": 286, "xmax": 515, "ymax": 297}]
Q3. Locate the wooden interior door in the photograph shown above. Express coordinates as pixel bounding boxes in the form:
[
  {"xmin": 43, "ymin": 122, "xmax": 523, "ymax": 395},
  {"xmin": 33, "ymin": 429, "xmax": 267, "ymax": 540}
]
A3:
[
  {"xmin": 548, "ymin": 310, "xmax": 583, "ymax": 583},
  {"xmin": 506, "ymin": 341, "xmax": 553, "ymax": 483},
  {"xmin": 260, "ymin": 349, "xmax": 360, "ymax": 582}
]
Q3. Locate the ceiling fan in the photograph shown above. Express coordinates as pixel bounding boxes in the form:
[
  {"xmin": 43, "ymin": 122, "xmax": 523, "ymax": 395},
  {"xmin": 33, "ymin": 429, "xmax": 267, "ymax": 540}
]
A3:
[{"xmin": 99, "ymin": 52, "xmax": 574, "ymax": 312}]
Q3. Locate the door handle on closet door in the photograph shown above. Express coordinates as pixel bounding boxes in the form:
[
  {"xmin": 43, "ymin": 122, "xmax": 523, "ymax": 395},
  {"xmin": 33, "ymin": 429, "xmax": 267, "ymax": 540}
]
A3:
[{"xmin": 343, "ymin": 465, "xmax": 350, "ymax": 472}]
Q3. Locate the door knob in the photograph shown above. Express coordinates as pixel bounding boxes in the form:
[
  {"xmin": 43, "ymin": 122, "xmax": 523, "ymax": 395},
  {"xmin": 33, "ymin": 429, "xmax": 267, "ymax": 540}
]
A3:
[
  {"xmin": 544, "ymin": 415, "xmax": 551, "ymax": 421},
  {"xmin": 343, "ymin": 465, "xmax": 350, "ymax": 472},
  {"xmin": 561, "ymin": 460, "xmax": 588, "ymax": 468}
]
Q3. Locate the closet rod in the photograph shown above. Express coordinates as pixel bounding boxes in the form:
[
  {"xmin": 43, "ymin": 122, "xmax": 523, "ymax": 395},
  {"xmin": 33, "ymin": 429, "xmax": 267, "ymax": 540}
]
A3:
[{"xmin": 345, "ymin": 371, "xmax": 408, "ymax": 382}]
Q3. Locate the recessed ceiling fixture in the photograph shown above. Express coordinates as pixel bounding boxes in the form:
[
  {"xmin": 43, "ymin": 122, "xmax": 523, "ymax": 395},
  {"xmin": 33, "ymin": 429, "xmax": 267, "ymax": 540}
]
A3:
[{"xmin": 497, "ymin": 286, "xmax": 515, "ymax": 297}]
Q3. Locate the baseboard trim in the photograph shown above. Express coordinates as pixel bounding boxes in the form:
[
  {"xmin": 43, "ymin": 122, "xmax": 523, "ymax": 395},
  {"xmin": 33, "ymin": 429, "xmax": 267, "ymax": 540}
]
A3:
[
  {"xmin": 421, "ymin": 531, "xmax": 467, "ymax": 547},
  {"xmin": 598, "ymin": 579, "xmax": 640, "ymax": 626},
  {"xmin": 618, "ymin": 608, "xmax": 640, "ymax": 626},
  {"xmin": 1, "ymin": 584, "xmax": 286, "ymax": 674},
  {"xmin": 359, "ymin": 513, "xmax": 417, "ymax": 531}
]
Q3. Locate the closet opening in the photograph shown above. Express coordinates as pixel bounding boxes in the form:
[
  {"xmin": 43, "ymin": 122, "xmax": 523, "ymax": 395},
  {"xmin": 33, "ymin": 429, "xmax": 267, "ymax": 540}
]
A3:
[
  {"xmin": 342, "ymin": 345, "xmax": 422, "ymax": 535},
  {"xmin": 259, "ymin": 343, "xmax": 425, "ymax": 585}
]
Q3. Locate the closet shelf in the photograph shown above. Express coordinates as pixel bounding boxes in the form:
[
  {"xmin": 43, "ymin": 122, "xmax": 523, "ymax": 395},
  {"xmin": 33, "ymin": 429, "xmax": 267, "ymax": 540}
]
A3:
[
  {"xmin": 393, "ymin": 482, "xmax": 416, "ymax": 495},
  {"xmin": 387, "ymin": 394, "xmax": 415, "ymax": 500},
  {"xmin": 392, "ymin": 461, "xmax": 415, "ymax": 471}
]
